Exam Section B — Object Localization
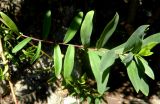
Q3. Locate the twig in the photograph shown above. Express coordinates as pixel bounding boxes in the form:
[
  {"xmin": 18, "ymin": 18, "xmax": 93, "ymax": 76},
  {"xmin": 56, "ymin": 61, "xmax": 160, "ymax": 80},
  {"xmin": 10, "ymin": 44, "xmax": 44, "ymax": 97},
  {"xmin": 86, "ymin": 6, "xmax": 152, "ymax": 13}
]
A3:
[
  {"xmin": 21, "ymin": 34, "xmax": 84, "ymax": 48},
  {"xmin": 9, "ymin": 80, "xmax": 18, "ymax": 104},
  {"xmin": 21, "ymin": 34, "xmax": 55, "ymax": 44}
]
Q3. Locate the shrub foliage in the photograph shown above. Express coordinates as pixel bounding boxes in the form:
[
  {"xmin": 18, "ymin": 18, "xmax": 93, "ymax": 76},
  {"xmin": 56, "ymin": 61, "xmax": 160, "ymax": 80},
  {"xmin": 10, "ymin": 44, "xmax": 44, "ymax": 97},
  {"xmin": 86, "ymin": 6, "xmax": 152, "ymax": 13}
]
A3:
[{"xmin": 0, "ymin": 10, "xmax": 160, "ymax": 103}]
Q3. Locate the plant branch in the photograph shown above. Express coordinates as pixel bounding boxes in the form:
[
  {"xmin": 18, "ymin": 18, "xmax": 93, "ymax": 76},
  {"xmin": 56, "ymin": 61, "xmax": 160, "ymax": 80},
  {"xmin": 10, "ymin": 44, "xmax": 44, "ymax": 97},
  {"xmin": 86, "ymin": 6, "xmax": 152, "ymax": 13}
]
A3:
[
  {"xmin": 21, "ymin": 34, "xmax": 84, "ymax": 48},
  {"xmin": 9, "ymin": 80, "xmax": 18, "ymax": 104},
  {"xmin": 21, "ymin": 34, "xmax": 55, "ymax": 44}
]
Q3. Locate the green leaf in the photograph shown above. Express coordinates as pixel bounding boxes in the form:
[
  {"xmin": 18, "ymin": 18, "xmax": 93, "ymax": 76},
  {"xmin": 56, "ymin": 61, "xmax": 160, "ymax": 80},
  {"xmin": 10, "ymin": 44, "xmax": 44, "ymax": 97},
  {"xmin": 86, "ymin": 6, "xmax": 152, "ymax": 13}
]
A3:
[
  {"xmin": 111, "ymin": 27, "xmax": 160, "ymax": 55},
  {"xmin": 63, "ymin": 45, "xmax": 75, "ymax": 81},
  {"xmin": 134, "ymin": 56, "xmax": 150, "ymax": 96},
  {"xmin": 123, "ymin": 25, "xmax": 149, "ymax": 53},
  {"xmin": 139, "ymin": 78, "xmax": 149, "ymax": 96},
  {"xmin": 122, "ymin": 52, "xmax": 134, "ymax": 63},
  {"xmin": 80, "ymin": 10, "xmax": 94, "ymax": 47},
  {"xmin": 96, "ymin": 12, "xmax": 119, "ymax": 48},
  {"xmin": 42, "ymin": 10, "xmax": 52, "ymax": 39},
  {"xmin": 0, "ymin": 68, "xmax": 4, "ymax": 80},
  {"xmin": 54, "ymin": 45, "xmax": 62, "ymax": 78},
  {"xmin": 88, "ymin": 50, "xmax": 101, "ymax": 83},
  {"xmin": 100, "ymin": 69, "xmax": 110, "ymax": 94},
  {"xmin": 12, "ymin": 37, "xmax": 32, "ymax": 53},
  {"xmin": 126, "ymin": 60, "xmax": 141, "ymax": 92},
  {"xmin": 78, "ymin": 73, "xmax": 87, "ymax": 84},
  {"xmin": 95, "ymin": 98, "xmax": 101, "ymax": 104},
  {"xmin": 88, "ymin": 50, "xmax": 109, "ymax": 95},
  {"xmin": 63, "ymin": 12, "xmax": 83, "ymax": 43},
  {"xmin": 0, "ymin": 12, "xmax": 19, "ymax": 34},
  {"xmin": 143, "ymin": 33, "xmax": 160, "ymax": 47},
  {"xmin": 80, "ymin": 97, "xmax": 84, "ymax": 102},
  {"xmin": 97, "ymin": 49, "xmax": 116, "ymax": 95},
  {"xmin": 100, "ymin": 50, "xmax": 117, "ymax": 72},
  {"xmin": 87, "ymin": 96, "xmax": 92, "ymax": 104},
  {"xmin": 136, "ymin": 56, "xmax": 154, "ymax": 79},
  {"xmin": 93, "ymin": 48, "xmax": 109, "ymax": 57},
  {"xmin": 30, "ymin": 41, "xmax": 41, "ymax": 64},
  {"xmin": 139, "ymin": 42, "xmax": 158, "ymax": 56}
]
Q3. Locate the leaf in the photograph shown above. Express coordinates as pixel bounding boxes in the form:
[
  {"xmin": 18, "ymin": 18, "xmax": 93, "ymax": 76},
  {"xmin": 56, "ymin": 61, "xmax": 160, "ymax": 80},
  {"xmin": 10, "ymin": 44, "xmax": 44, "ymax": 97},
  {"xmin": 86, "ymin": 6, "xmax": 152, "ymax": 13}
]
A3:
[
  {"xmin": 96, "ymin": 12, "xmax": 119, "ymax": 48},
  {"xmin": 87, "ymin": 96, "xmax": 92, "ymax": 104},
  {"xmin": 78, "ymin": 73, "xmax": 87, "ymax": 84},
  {"xmin": 139, "ymin": 78, "xmax": 149, "ymax": 96},
  {"xmin": 100, "ymin": 68, "xmax": 110, "ymax": 94},
  {"xmin": 136, "ymin": 56, "xmax": 154, "ymax": 79},
  {"xmin": 0, "ymin": 68, "xmax": 4, "ymax": 80},
  {"xmin": 139, "ymin": 42, "xmax": 158, "ymax": 56},
  {"xmin": 80, "ymin": 10, "xmax": 94, "ymax": 47},
  {"xmin": 97, "ymin": 49, "xmax": 117, "ymax": 95},
  {"xmin": 123, "ymin": 25, "xmax": 149, "ymax": 53},
  {"xmin": 122, "ymin": 52, "xmax": 134, "ymax": 63},
  {"xmin": 93, "ymin": 48, "xmax": 109, "ymax": 56},
  {"xmin": 0, "ymin": 12, "xmax": 19, "ymax": 34},
  {"xmin": 42, "ymin": 10, "xmax": 52, "ymax": 39},
  {"xmin": 30, "ymin": 41, "xmax": 41, "ymax": 64},
  {"xmin": 80, "ymin": 97, "xmax": 84, "ymax": 102},
  {"xmin": 12, "ymin": 37, "xmax": 32, "ymax": 53},
  {"xmin": 134, "ymin": 56, "xmax": 150, "ymax": 96},
  {"xmin": 88, "ymin": 50, "xmax": 101, "ymax": 83},
  {"xmin": 100, "ymin": 49, "xmax": 117, "ymax": 72},
  {"xmin": 112, "ymin": 27, "xmax": 160, "ymax": 55},
  {"xmin": 95, "ymin": 98, "xmax": 101, "ymax": 104},
  {"xmin": 54, "ymin": 45, "xmax": 62, "ymax": 78},
  {"xmin": 88, "ymin": 50, "xmax": 109, "ymax": 95},
  {"xmin": 143, "ymin": 33, "xmax": 160, "ymax": 47},
  {"xmin": 63, "ymin": 45, "xmax": 75, "ymax": 81},
  {"xmin": 63, "ymin": 12, "xmax": 83, "ymax": 43},
  {"xmin": 126, "ymin": 60, "xmax": 141, "ymax": 92}
]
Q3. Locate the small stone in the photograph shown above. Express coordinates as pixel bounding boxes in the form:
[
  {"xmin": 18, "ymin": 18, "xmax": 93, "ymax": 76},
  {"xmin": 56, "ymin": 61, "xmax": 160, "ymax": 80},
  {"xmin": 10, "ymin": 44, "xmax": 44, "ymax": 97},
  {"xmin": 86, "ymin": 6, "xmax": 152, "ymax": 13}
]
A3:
[{"xmin": 149, "ymin": 95, "xmax": 160, "ymax": 104}]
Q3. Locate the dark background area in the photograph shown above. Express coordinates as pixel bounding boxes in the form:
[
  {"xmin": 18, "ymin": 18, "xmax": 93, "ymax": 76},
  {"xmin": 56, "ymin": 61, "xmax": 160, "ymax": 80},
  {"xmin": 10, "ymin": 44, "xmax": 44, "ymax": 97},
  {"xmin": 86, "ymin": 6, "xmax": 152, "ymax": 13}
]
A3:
[
  {"xmin": 2, "ymin": 0, "xmax": 160, "ymax": 42},
  {"xmin": 8, "ymin": 0, "xmax": 160, "ymax": 46}
]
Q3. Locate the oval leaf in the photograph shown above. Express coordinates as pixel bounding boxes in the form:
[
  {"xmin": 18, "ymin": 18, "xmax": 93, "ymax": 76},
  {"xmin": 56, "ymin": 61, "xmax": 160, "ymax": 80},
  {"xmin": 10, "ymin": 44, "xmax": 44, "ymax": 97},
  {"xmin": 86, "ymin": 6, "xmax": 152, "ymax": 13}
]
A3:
[
  {"xmin": 100, "ymin": 69, "xmax": 110, "ymax": 95},
  {"xmin": 96, "ymin": 12, "xmax": 119, "ymax": 48},
  {"xmin": 87, "ymin": 96, "xmax": 92, "ymax": 104},
  {"xmin": 122, "ymin": 52, "xmax": 134, "ymax": 63},
  {"xmin": 143, "ymin": 33, "xmax": 160, "ymax": 47},
  {"xmin": 54, "ymin": 45, "xmax": 62, "ymax": 78},
  {"xmin": 123, "ymin": 25, "xmax": 149, "ymax": 53},
  {"xmin": 42, "ymin": 10, "xmax": 52, "ymax": 39},
  {"xmin": 30, "ymin": 41, "xmax": 41, "ymax": 64},
  {"xmin": 0, "ymin": 12, "xmax": 19, "ymax": 34},
  {"xmin": 139, "ymin": 42, "xmax": 158, "ymax": 56},
  {"xmin": 137, "ymin": 56, "xmax": 154, "ymax": 79},
  {"xmin": 12, "ymin": 37, "xmax": 32, "ymax": 53},
  {"xmin": 139, "ymin": 77, "xmax": 149, "ymax": 96},
  {"xmin": 100, "ymin": 49, "xmax": 118, "ymax": 72},
  {"xmin": 88, "ymin": 50, "xmax": 101, "ymax": 83},
  {"xmin": 63, "ymin": 45, "xmax": 75, "ymax": 81},
  {"xmin": 126, "ymin": 60, "xmax": 141, "ymax": 92},
  {"xmin": 80, "ymin": 10, "xmax": 94, "ymax": 46},
  {"xmin": 63, "ymin": 12, "xmax": 83, "ymax": 43},
  {"xmin": 88, "ymin": 50, "xmax": 107, "ymax": 94},
  {"xmin": 134, "ymin": 56, "xmax": 150, "ymax": 96},
  {"xmin": 135, "ymin": 57, "xmax": 150, "ymax": 96},
  {"xmin": 95, "ymin": 98, "xmax": 101, "ymax": 104}
]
